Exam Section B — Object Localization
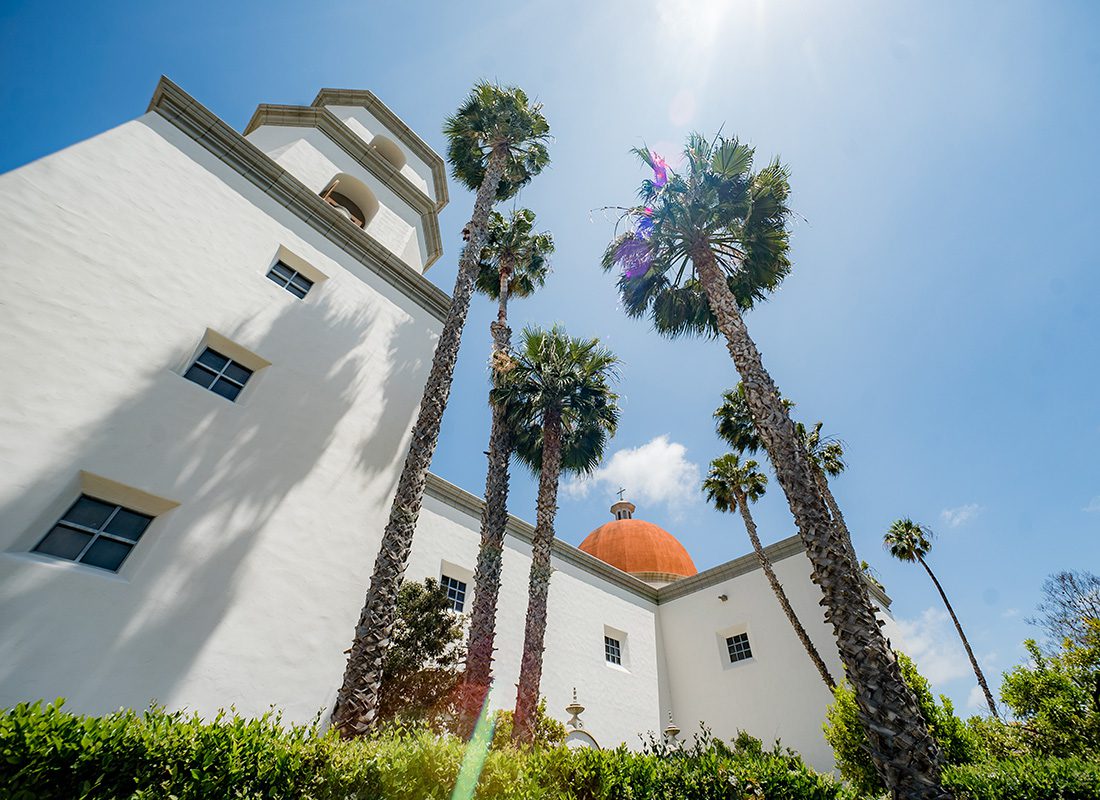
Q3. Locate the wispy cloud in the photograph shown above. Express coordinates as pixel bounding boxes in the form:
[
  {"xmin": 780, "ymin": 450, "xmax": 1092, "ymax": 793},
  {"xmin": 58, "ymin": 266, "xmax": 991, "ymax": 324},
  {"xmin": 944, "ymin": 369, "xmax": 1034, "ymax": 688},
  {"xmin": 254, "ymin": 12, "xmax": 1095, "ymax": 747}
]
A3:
[
  {"xmin": 1083, "ymin": 496, "xmax": 1100, "ymax": 513},
  {"xmin": 940, "ymin": 503, "xmax": 981, "ymax": 528},
  {"xmin": 563, "ymin": 435, "xmax": 701, "ymax": 511},
  {"xmin": 896, "ymin": 607, "xmax": 970, "ymax": 685},
  {"xmin": 966, "ymin": 685, "xmax": 985, "ymax": 711}
]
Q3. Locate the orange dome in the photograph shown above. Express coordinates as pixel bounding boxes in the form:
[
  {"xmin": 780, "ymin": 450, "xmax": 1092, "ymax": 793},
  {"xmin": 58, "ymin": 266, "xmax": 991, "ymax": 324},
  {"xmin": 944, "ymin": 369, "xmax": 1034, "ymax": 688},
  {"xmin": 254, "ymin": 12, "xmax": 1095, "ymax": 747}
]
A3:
[{"xmin": 579, "ymin": 502, "xmax": 696, "ymax": 583}]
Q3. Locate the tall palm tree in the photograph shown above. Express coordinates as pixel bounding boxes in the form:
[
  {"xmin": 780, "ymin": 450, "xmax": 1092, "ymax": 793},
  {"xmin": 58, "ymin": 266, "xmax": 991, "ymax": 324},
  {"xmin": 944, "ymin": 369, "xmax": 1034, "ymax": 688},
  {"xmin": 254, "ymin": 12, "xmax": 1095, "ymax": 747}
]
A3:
[
  {"xmin": 332, "ymin": 84, "xmax": 550, "ymax": 737},
  {"xmin": 493, "ymin": 325, "xmax": 620, "ymax": 743},
  {"xmin": 460, "ymin": 209, "xmax": 553, "ymax": 731},
  {"xmin": 603, "ymin": 135, "xmax": 949, "ymax": 797},
  {"xmin": 703, "ymin": 453, "xmax": 835, "ymax": 689},
  {"xmin": 884, "ymin": 518, "xmax": 1000, "ymax": 719}
]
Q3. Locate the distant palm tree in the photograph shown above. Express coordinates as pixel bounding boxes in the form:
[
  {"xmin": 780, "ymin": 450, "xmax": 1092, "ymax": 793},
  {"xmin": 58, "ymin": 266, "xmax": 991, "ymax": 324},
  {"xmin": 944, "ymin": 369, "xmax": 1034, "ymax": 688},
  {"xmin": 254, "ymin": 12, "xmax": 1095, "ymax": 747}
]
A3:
[
  {"xmin": 460, "ymin": 209, "xmax": 553, "ymax": 731},
  {"xmin": 332, "ymin": 83, "xmax": 550, "ymax": 737},
  {"xmin": 603, "ymin": 134, "xmax": 948, "ymax": 797},
  {"xmin": 703, "ymin": 453, "xmax": 835, "ymax": 688},
  {"xmin": 494, "ymin": 326, "xmax": 620, "ymax": 743},
  {"xmin": 884, "ymin": 518, "xmax": 1000, "ymax": 718}
]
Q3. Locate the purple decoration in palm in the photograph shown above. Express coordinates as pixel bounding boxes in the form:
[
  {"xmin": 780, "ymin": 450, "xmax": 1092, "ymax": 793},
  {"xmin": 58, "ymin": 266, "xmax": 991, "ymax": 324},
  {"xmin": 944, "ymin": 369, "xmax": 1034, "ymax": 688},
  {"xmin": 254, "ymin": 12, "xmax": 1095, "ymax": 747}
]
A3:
[
  {"xmin": 652, "ymin": 154, "xmax": 668, "ymax": 187},
  {"xmin": 616, "ymin": 233, "xmax": 652, "ymax": 279}
]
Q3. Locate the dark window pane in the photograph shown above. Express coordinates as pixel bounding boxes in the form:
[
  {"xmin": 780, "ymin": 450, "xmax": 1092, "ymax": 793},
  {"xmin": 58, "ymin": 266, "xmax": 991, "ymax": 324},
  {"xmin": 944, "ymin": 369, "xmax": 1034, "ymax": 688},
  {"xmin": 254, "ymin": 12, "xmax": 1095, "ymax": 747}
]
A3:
[
  {"xmin": 183, "ymin": 364, "xmax": 218, "ymax": 389},
  {"xmin": 81, "ymin": 538, "xmax": 132, "ymax": 571},
  {"xmin": 104, "ymin": 509, "xmax": 153, "ymax": 541},
  {"xmin": 222, "ymin": 362, "xmax": 252, "ymax": 385},
  {"xmin": 270, "ymin": 262, "xmax": 295, "ymax": 281},
  {"xmin": 289, "ymin": 275, "xmax": 313, "ymax": 292},
  {"xmin": 286, "ymin": 282, "xmax": 309, "ymax": 299},
  {"xmin": 35, "ymin": 526, "xmax": 93, "ymax": 560},
  {"xmin": 196, "ymin": 348, "xmax": 229, "ymax": 371},
  {"xmin": 62, "ymin": 496, "xmax": 115, "ymax": 530},
  {"xmin": 210, "ymin": 379, "xmax": 242, "ymax": 401}
]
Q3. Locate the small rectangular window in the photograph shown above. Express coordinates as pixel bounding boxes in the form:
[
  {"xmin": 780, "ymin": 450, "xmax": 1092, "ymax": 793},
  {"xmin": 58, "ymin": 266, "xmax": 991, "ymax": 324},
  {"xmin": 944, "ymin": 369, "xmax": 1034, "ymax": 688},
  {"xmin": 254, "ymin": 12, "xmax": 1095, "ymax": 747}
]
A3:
[
  {"xmin": 183, "ymin": 347, "xmax": 254, "ymax": 402},
  {"xmin": 266, "ymin": 260, "xmax": 314, "ymax": 299},
  {"xmin": 605, "ymin": 635, "xmax": 622, "ymax": 665},
  {"xmin": 441, "ymin": 575, "xmax": 466, "ymax": 613},
  {"xmin": 33, "ymin": 495, "xmax": 153, "ymax": 572},
  {"xmin": 726, "ymin": 632, "xmax": 753, "ymax": 663}
]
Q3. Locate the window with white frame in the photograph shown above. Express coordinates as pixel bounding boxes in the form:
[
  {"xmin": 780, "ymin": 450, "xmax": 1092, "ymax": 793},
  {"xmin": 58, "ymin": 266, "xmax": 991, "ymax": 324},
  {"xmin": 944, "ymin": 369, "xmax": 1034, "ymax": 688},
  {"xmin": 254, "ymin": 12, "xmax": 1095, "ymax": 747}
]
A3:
[
  {"xmin": 726, "ymin": 632, "xmax": 753, "ymax": 663},
  {"xmin": 604, "ymin": 635, "xmax": 622, "ymax": 665},
  {"xmin": 266, "ymin": 260, "xmax": 314, "ymax": 299},
  {"xmin": 441, "ymin": 574, "xmax": 467, "ymax": 613},
  {"xmin": 33, "ymin": 495, "xmax": 153, "ymax": 572},
  {"xmin": 183, "ymin": 348, "xmax": 254, "ymax": 402}
]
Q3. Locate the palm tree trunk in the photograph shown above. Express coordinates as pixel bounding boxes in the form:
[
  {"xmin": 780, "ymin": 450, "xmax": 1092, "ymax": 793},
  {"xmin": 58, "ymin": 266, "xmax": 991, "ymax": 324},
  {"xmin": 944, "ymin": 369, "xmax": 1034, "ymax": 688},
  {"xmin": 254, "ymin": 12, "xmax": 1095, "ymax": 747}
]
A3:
[
  {"xmin": 918, "ymin": 555, "xmax": 999, "ymax": 718},
  {"xmin": 733, "ymin": 488, "xmax": 835, "ymax": 689},
  {"xmin": 690, "ymin": 244, "xmax": 950, "ymax": 800},
  {"xmin": 811, "ymin": 467, "xmax": 860, "ymax": 569},
  {"xmin": 459, "ymin": 268, "xmax": 516, "ymax": 734},
  {"xmin": 331, "ymin": 146, "xmax": 510, "ymax": 738},
  {"xmin": 513, "ymin": 408, "xmax": 563, "ymax": 744}
]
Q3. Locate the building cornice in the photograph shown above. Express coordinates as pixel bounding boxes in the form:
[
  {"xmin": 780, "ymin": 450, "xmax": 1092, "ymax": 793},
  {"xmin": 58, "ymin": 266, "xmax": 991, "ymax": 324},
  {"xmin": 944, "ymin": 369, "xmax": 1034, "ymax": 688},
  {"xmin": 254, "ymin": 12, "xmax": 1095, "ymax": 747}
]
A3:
[
  {"xmin": 146, "ymin": 77, "xmax": 450, "ymax": 321},
  {"xmin": 310, "ymin": 88, "xmax": 449, "ymax": 212},
  {"xmin": 423, "ymin": 472, "xmax": 892, "ymax": 610},
  {"xmin": 242, "ymin": 104, "xmax": 443, "ymax": 268}
]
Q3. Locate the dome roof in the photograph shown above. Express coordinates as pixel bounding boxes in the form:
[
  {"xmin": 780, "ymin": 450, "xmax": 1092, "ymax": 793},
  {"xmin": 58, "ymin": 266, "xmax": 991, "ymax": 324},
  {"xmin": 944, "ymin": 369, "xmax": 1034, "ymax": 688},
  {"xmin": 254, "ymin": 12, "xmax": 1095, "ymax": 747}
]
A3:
[{"xmin": 579, "ymin": 501, "xmax": 696, "ymax": 583}]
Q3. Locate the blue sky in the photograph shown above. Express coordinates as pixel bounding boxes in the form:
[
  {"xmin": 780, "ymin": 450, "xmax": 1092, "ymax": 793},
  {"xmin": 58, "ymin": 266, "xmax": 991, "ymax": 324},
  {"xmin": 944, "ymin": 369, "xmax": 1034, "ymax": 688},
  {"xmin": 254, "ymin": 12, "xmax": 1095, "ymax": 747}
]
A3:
[{"xmin": 3, "ymin": 0, "xmax": 1098, "ymax": 715}]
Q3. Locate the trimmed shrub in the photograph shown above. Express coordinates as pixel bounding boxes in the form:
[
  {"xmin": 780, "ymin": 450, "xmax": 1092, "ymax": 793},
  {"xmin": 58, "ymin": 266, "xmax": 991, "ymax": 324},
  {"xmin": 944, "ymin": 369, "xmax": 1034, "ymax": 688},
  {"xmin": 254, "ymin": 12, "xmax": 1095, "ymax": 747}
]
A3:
[{"xmin": 942, "ymin": 757, "xmax": 1100, "ymax": 800}]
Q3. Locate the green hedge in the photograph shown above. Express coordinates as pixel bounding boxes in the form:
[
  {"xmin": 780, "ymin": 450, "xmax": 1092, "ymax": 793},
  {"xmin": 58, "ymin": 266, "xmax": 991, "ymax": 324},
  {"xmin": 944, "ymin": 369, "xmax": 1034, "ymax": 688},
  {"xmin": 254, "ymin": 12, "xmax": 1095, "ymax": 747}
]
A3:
[{"xmin": 4, "ymin": 701, "xmax": 1098, "ymax": 799}]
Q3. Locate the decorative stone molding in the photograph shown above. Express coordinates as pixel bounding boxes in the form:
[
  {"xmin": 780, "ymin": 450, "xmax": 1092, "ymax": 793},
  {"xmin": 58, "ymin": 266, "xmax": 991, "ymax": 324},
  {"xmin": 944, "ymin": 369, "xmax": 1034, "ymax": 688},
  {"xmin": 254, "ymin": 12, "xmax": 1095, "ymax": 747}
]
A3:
[
  {"xmin": 242, "ymin": 103, "xmax": 443, "ymax": 267},
  {"xmin": 311, "ymin": 88, "xmax": 449, "ymax": 210},
  {"xmin": 146, "ymin": 76, "xmax": 450, "ymax": 321}
]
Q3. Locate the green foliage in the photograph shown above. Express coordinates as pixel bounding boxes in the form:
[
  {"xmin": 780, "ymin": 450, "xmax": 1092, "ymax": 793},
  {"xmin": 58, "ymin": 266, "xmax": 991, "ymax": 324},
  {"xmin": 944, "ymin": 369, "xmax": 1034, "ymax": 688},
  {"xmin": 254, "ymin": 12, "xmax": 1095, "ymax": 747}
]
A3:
[
  {"xmin": 702, "ymin": 452, "xmax": 767, "ymax": 513},
  {"xmin": 489, "ymin": 699, "xmax": 566, "ymax": 750},
  {"xmin": 883, "ymin": 517, "xmax": 934, "ymax": 563},
  {"xmin": 824, "ymin": 652, "xmax": 979, "ymax": 796},
  {"xmin": 378, "ymin": 579, "xmax": 465, "ymax": 728},
  {"xmin": 474, "ymin": 208, "xmax": 553, "ymax": 302},
  {"xmin": 993, "ymin": 622, "xmax": 1100, "ymax": 758},
  {"xmin": 1031, "ymin": 570, "xmax": 1100, "ymax": 650},
  {"xmin": 942, "ymin": 757, "xmax": 1100, "ymax": 800}
]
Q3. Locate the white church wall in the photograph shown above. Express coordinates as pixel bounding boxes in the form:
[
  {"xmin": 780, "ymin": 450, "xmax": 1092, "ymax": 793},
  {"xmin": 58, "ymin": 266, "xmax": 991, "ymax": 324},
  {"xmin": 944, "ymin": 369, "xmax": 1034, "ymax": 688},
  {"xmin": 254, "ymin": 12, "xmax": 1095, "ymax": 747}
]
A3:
[
  {"xmin": 658, "ymin": 547, "xmax": 898, "ymax": 772},
  {"xmin": 0, "ymin": 110, "xmax": 441, "ymax": 724},
  {"xmin": 411, "ymin": 487, "xmax": 662, "ymax": 748},
  {"xmin": 325, "ymin": 104, "xmax": 435, "ymax": 201},
  {"xmin": 245, "ymin": 125, "xmax": 427, "ymax": 270}
]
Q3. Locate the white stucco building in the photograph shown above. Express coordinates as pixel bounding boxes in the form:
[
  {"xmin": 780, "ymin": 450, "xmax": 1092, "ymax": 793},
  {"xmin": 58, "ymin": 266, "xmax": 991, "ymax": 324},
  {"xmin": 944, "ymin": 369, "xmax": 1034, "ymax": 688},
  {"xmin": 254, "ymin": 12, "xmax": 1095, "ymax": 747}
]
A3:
[{"xmin": 0, "ymin": 78, "xmax": 899, "ymax": 771}]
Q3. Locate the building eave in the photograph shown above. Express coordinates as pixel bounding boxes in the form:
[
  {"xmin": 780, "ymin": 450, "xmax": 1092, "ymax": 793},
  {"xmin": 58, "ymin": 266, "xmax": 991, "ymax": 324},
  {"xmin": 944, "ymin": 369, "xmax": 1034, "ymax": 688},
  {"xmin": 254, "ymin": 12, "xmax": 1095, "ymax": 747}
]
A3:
[
  {"xmin": 242, "ymin": 104, "xmax": 443, "ymax": 269},
  {"xmin": 310, "ymin": 88, "xmax": 449, "ymax": 212},
  {"xmin": 146, "ymin": 76, "xmax": 450, "ymax": 320},
  {"xmin": 422, "ymin": 473, "xmax": 893, "ymax": 609}
]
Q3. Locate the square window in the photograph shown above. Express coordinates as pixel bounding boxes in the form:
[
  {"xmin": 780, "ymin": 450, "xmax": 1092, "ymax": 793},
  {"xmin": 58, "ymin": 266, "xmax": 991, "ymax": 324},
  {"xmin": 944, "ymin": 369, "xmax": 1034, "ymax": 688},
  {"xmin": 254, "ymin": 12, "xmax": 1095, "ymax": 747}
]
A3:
[
  {"xmin": 441, "ymin": 575, "xmax": 466, "ymax": 613},
  {"xmin": 726, "ymin": 632, "xmax": 753, "ymax": 664},
  {"xmin": 605, "ymin": 635, "xmax": 622, "ymax": 665},
  {"xmin": 32, "ymin": 495, "xmax": 154, "ymax": 572},
  {"xmin": 266, "ymin": 261, "xmax": 314, "ymax": 299},
  {"xmin": 183, "ymin": 348, "xmax": 253, "ymax": 402}
]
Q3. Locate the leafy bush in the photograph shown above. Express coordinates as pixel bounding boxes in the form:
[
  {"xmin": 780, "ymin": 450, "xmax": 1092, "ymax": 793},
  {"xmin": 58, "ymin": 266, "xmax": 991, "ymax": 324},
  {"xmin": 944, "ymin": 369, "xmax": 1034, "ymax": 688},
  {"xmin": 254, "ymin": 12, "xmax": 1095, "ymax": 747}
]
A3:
[{"xmin": 942, "ymin": 757, "xmax": 1100, "ymax": 800}]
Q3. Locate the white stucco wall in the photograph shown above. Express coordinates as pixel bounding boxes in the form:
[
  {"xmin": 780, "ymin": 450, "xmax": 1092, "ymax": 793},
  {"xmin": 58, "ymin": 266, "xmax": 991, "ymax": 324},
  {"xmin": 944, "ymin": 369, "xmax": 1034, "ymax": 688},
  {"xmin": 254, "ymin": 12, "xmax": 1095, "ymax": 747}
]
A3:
[
  {"xmin": 325, "ymin": 104, "xmax": 435, "ymax": 201},
  {"xmin": 245, "ymin": 125, "xmax": 427, "ymax": 270},
  {"xmin": 0, "ymin": 111, "xmax": 441, "ymax": 723},
  {"xmin": 410, "ymin": 490, "xmax": 662, "ymax": 747},
  {"xmin": 658, "ymin": 549, "xmax": 900, "ymax": 772}
]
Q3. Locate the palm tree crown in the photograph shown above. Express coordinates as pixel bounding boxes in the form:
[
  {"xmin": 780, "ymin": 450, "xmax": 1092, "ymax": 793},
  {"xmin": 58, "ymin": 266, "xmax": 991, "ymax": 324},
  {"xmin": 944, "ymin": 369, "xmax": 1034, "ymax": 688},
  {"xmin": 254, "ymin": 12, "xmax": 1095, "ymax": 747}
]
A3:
[
  {"xmin": 600, "ymin": 134, "xmax": 792, "ymax": 337},
  {"xmin": 444, "ymin": 83, "xmax": 550, "ymax": 201},
  {"xmin": 475, "ymin": 208, "xmax": 553, "ymax": 302},
  {"xmin": 798, "ymin": 421, "xmax": 846, "ymax": 478},
  {"xmin": 702, "ymin": 453, "xmax": 767, "ymax": 513},
  {"xmin": 884, "ymin": 518, "xmax": 934, "ymax": 563},
  {"xmin": 495, "ymin": 326, "xmax": 620, "ymax": 474}
]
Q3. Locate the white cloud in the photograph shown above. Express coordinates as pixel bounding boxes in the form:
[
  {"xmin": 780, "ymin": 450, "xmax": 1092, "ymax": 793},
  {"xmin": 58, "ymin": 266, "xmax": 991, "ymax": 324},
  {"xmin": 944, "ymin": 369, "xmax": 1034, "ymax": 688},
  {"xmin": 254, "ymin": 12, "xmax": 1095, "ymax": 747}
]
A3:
[
  {"xmin": 1002, "ymin": 608, "xmax": 1018, "ymax": 619},
  {"xmin": 563, "ymin": 435, "xmax": 701, "ymax": 511},
  {"xmin": 896, "ymin": 607, "xmax": 970, "ymax": 685},
  {"xmin": 966, "ymin": 685, "xmax": 985, "ymax": 711},
  {"xmin": 1083, "ymin": 496, "xmax": 1100, "ymax": 513},
  {"xmin": 940, "ymin": 503, "xmax": 981, "ymax": 528}
]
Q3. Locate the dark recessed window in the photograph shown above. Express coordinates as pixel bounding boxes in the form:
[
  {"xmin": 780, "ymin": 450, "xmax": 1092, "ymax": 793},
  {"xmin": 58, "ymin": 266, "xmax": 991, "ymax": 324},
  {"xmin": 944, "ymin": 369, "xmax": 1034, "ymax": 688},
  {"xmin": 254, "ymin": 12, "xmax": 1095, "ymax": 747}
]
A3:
[
  {"xmin": 605, "ymin": 635, "xmax": 622, "ymax": 665},
  {"xmin": 726, "ymin": 632, "xmax": 753, "ymax": 664},
  {"xmin": 183, "ymin": 348, "xmax": 253, "ymax": 402},
  {"xmin": 266, "ymin": 261, "xmax": 314, "ymax": 299},
  {"xmin": 441, "ymin": 575, "xmax": 466, "ymax": 613},
  {"xmin": 33, "ymin": 495, "xmax": 153, "ymax": 572}
]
